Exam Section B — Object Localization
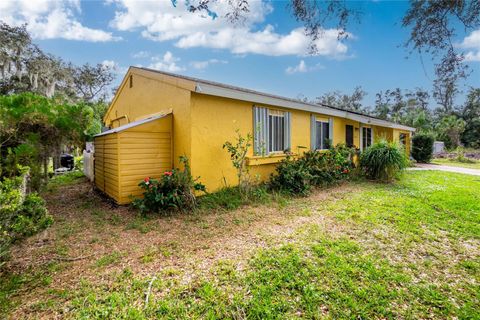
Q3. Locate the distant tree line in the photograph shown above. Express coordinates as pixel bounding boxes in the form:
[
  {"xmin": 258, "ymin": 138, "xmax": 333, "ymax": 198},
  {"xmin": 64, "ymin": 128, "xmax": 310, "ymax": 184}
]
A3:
[{"xmin": 314, "ymin": 86, "xmax": 480, "ymax": 149}]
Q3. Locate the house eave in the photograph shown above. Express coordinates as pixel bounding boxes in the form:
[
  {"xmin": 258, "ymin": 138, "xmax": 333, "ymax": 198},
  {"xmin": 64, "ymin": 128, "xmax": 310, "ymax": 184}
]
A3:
[{"xmin": 194, "ymin": 82, "xmax": 416, "ymax": 132}]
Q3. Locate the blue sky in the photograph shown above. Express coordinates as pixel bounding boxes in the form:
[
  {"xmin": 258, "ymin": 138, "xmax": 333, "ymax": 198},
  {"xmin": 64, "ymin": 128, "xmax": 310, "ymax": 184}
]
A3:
[{"xmin": 1, "ymin": 0, "xmax": 479, "ymax": 107}]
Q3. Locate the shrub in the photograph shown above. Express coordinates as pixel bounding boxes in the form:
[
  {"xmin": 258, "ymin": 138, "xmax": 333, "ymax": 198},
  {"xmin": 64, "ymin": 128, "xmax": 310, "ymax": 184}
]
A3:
[
  {"xmin": 302, "ymin": 144, "xmax": 355, "ymax": 187},
  {"xmin": 269, "ymin": 144, "xmax": 355, "ymax": 195},
  {"xmin": 411, "ymin": 133, "xmax": 434, "ymax": 163},
  {"xmin": 269, "ymin": 155, "xmax": 313, "ymax": 196},
  {"xmin": 132, "ymin": 156, "xmax": 206, "ymax": 214},
  {"xmin": 360, "ymin": 140, "xmax": 408, "ymax": 181},
  {"xmin": 0, "ymin": 175, "xmax": 52, "ymax": 267},
  {"xmin": 223, "ymin": 130, "xmax": 253, "ymax": 197}
]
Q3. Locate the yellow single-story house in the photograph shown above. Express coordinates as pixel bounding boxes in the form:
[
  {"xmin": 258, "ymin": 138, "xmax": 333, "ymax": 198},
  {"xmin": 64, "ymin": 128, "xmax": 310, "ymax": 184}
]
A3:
[{"xmin": 94, "ymin": 67, "xmax": 415, "ymax": 204}]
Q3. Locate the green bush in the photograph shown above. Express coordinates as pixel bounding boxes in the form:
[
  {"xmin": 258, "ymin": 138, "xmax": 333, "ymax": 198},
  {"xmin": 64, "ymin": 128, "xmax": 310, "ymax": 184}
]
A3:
[
  {"xmin": 411, "ymin": 133, "xmax": 434, "ymax": 163},
  {"xmin": 0, "ymin": 176, "xmax": 52, "ymax": 267},
  {"xmin": 269, "ymin": 155, "xmax": 313, "ymax": 196},
  {"xmin": 269, "ymin": 144, "xmax": 355, "ymax": 195},
  {"xmin": 132, "ymin": 156, "xmax": 206, "ymax": 214},
  {"xmin": 360, "ymin": 140, "xmax": 408, "ymax": 181}
]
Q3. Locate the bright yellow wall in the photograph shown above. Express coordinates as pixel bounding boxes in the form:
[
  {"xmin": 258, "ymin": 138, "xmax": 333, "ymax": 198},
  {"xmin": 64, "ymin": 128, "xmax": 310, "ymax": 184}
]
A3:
[
  {"xmin": 103, "ymin": 68, "xmax": 193, "ymax": 168},
  {"xmin": 393, "ymin": 129, "xmax": 411, "ymax": 155},
  {"xmin": 190, "ymin": 93, "xmax": 369, "ymax": 192},
  {"xmin": 373, "ymin": 125, "xmax": 393, "ymax": 141},
  {"xmin": 101, "ymin": 68, "xmax": 412, "ymax": 199}
]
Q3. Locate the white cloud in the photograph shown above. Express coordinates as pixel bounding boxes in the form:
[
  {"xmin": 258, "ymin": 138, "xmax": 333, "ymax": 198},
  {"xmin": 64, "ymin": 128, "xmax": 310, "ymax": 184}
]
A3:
[
  {"xmin": 460, "ymin": 29, "xmax": 480, "ymax": 62},
  {"xmin": 108, "ymin": 0, "xmax": 352, "ymax": 58},
  {"xmin": 132, "ymin": 51, "xmax": 150, "ymax": 59},
  {"xmin": 101, "ymin": 59, "xmax": 128, "ymax": 74},
  {"xmin": 148, "ymin": 51, "xmax": 185, "ymax": 72},
  {"xmin": 190, "ymin": 59, "xmax": 227, "ymax": 70},
  {"xmin": 0, "ymin": 0, "xmax": 120, "ymax": 42},
  {"xmin": 285, "ymin": 60, "xmax": 324, "ymax": 74}
]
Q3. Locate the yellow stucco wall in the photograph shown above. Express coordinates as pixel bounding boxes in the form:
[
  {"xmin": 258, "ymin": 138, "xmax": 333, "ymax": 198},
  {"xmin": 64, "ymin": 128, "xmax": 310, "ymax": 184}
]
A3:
[
  {"xmin": 190, "ymin": 93, "xmax": 374, "ymax": 192},
  {"xmin": 101, "ymin": 68, "xmax": 413, "ymax": 200},
  {"xmin": 103, "ymin": 68, "xmax": 194, "ymax": 168}
]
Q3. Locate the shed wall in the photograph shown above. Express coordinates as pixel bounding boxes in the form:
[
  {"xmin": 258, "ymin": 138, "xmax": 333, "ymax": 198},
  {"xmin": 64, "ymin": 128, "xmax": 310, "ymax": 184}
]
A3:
[
  {"xmin": 117, "ymin": 115, "xmax": 173, "ymax": 204},
  {"xmin": 94, "ymin": 134, "xmax": 120, "ymax": 201}
]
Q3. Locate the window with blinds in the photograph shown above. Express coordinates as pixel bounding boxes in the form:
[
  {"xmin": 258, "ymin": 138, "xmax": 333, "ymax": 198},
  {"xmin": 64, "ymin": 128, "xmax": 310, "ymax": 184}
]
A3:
[
  {"xmin": 253, "ymin": 106, "xmax": 291, "ymax": 155},
  {"xmin": 268, "ymin": 110, "xmax": 286, "ymax": 152}
]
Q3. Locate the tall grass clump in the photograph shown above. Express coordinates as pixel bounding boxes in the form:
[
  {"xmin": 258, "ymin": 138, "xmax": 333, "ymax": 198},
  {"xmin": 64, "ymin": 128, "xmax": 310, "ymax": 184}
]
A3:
[{"xmin": 360, "ymin": 140, "xmax": 408, "ymax": 181}]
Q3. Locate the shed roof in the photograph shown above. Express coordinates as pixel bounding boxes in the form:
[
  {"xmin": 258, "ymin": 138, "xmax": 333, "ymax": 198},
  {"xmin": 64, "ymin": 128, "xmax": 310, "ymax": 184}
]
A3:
[{"xmin": 94, "ymin": 113, "xmax": 169, "ymax": 137}]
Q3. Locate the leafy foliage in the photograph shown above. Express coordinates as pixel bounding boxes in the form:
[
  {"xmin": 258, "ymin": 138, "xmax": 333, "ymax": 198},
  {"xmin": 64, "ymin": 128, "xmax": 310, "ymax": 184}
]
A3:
[
  {"xmin": 411, "ymin": 133, "xmax": 434, "ymax": 163},
  {"xmin": 269, "ymin": 144, "xmax": 354, "ymax": 195},
  {"xmin": 360, "ymin": 140, "xmax": 407, "ymax": 181},
  {"xmin": 0, "ymin": 93, "xmax": 98, "ymax": 189},
  {"xmin": 132, "ymin": 156, "xmax": 206, "ymax": 214},
  {"xmin": 435, "ymin": 115, "xmax": 466, "ymax": 149},
  {"xmin": 460, "ymin": 88, "xmax": 480, "ymax": 148},
  {"xmin": 0, "ymin": 174, "xmax": 52, "ymax": 266},
  {"xmin": 223, "ymin": 130, "xmax": 253, "ymax": 196}
]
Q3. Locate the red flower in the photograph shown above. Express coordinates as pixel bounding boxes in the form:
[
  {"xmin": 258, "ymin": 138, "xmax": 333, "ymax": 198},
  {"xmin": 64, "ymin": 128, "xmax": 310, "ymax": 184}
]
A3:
[
  {"xmin": 164, "ymin": 171, "xmax": 173, "ymax": 176},
  {"xmin": 342, "ymin": 169, "xmax": 349, "ymax": 174},
  {"xmin": 144, "ymin": 177, "xmax": 150, "ymax": 183}
]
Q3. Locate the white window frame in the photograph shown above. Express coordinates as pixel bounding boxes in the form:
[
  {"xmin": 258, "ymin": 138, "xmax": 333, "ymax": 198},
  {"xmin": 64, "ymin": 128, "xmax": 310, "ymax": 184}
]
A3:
[
  {"xmin": 399, "ymin": 133, "xmax": 407, "ymax": 147},
  {"xmin": 253, "ymin": 106, "xmax": 291, "ymax": 155},
  {"xmin": 361, "ymin": 126, "xmax": 373, "ymax": 151},
  {"xmin": 315, "ymin": 120, "xmax": 330, "ymax": 150},
  {"xmin": 268, "ymin": 110, "xmax": 286, "ymax": 153}
]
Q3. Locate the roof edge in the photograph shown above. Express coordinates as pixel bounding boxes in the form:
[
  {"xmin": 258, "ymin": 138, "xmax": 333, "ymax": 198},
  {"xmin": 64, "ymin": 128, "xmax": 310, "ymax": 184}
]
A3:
[
  {"xmin": 135, "ymin": 67, "xmax": 416, "ymax": 132},
  {"xmin": 94, "ymin": 112, "xmax": 171, "ymax": 137}
]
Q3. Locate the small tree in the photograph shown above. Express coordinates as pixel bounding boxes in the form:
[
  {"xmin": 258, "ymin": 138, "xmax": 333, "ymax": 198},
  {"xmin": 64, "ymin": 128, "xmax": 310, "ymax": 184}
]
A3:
[
  {"xmin": 223, "ymin": 129, "xmax": 252, "ymax": 196},
  {"xmin": 411, "ymin": 133, "xmax": 434, "ymax": 163},
  {"xmin": 436, "ymin": 115, "xmax": 466, "ymax": 149}
]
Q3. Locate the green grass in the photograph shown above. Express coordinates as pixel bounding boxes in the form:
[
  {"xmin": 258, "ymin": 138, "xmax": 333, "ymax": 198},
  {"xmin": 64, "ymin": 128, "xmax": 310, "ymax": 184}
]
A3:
[
  {"xmin": 2, "ymin": 171, "xmax": 479, "ymax": 318},
  {"xmin": 66, "ymin": 171, "xmax": 480, "ymax": 319},
  {"xmin": 95, "ymin": 251, "xmax": 122, "ymax": 268},
  {"xmin": 432, "ymin": 158, "xmax": 480, "ymax": 169},
  {"xmin": 47, "ymin": 171, "xmax": 85, "ymax": 191}
]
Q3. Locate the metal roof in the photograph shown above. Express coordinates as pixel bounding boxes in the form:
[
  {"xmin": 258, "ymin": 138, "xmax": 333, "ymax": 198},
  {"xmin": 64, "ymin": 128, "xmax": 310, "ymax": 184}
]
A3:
[
  {"xmin": 134, "ymin": 67, "xmax": 415, "ymax": 132},
  {"xmin": 94, "ymin": 113, "xmax": 169, "ymax": 137}
]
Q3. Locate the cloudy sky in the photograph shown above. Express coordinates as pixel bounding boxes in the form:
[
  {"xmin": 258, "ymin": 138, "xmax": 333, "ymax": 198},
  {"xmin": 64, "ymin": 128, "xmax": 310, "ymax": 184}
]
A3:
[{"xmin": 1, "ymin": 0, "xmax": 479, "ymax": 106}]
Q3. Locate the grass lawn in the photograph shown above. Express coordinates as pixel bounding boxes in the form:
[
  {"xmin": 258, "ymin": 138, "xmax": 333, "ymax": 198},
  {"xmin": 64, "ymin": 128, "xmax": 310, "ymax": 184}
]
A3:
[
  {"xmin": 1, "ymin": 171, "xmax": 479, "ymax": 319},
  {"xmin": 432, "ymin": 158, "xmax": 480, "ymax": 169}
]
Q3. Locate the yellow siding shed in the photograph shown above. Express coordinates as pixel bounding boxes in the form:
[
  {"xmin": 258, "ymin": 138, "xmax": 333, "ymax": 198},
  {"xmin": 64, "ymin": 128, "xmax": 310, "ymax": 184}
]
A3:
[{"xmin": 94, "ymin": 113, "xmax": 173, "ymax": 204}]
